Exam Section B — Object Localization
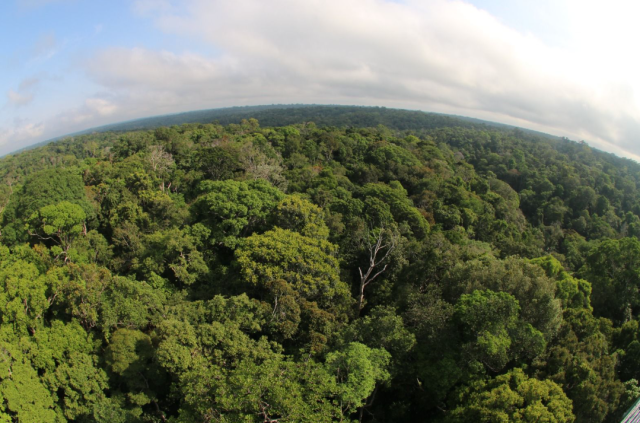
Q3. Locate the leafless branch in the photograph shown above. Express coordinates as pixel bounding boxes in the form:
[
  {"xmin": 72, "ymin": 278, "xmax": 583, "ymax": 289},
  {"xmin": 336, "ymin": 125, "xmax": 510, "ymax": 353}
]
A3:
[{"xmin": 356, "ymin": 226, "xmax": 397, "ymax": 315}]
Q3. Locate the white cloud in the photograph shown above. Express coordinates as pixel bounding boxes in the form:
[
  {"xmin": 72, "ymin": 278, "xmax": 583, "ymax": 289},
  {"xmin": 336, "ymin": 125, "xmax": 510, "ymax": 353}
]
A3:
[
  {"xmin": 8, "ymin": 0, "xmax": 640, "ymax": 159},
  {"xmin": 98, "ymin": 0, "xmax": 634, "ymax": 159},
  {"xmin": 7, "ymin": 90, "xmax": 34, "ymax": 107},
  {"xmin": 6, "ymin": 76, "xmax": 40, "ymax": 107},
  {"xmin": 0, "ymin": 96, "xmax": 118, "ymax": 155},
  {"xmin": 0, "ymin": 120, "xmax": 44, "ymax": 148},
  {"xmin": 50, "ymin": 97, "xmax": 118, "ymax": 128},
  {"xmin": 85, "ymin": 98, "xmax": 117, "ymax": 116}
]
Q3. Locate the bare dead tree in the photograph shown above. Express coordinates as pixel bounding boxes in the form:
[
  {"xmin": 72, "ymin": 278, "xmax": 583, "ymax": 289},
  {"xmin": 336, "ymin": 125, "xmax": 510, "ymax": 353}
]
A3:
[
  {"xmin": 147, "ymin": 145, "xmax": 175, "ymax": 192},
  {"xmin": 147, "ymin": 145, "xmax": 175, "ymax": 172},
  {"xmin": 357, "ymin": 226, "xmax": 397, "ymax": 316},
  {"xmin": 5, "ymin": 173, "xmax": 15, "ymax": 195}
]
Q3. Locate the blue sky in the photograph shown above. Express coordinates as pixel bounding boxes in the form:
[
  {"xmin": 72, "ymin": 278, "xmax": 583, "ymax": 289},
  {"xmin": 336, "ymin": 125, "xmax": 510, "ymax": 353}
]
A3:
[
  {"xmin": 1, "ymin": 1, "xmax": 219, "ymax": 140},
  {"xmin": 2, "ymin": 0, "xmax": 640, "ymax": 159}
]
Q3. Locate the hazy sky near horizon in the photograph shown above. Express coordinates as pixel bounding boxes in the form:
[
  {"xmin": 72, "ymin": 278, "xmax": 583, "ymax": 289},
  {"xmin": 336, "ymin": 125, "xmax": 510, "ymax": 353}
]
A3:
[{"xmin": 2, "ymin": 0, "xmax": 640, "ymax": 159}]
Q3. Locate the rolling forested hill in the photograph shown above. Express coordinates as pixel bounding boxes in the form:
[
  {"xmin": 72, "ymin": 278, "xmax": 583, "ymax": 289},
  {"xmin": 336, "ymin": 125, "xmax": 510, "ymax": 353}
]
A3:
[
  {"xmin": 21, "ymin": 104, "xmax": 557, "ymax": 153},
  {"xmin": 1, "ymin": 106, "xmax": 640, "ymax": 422}
]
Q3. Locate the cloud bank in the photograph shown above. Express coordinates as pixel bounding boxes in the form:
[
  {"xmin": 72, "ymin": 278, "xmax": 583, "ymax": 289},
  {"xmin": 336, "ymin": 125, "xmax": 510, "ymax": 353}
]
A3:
[{"xmin": 5, "ymin": 0, "xmax": 640, "ymax": 160}]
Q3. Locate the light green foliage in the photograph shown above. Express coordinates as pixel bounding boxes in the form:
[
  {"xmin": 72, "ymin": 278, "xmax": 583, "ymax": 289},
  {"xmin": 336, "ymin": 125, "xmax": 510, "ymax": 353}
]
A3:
[
  {"xmin": 0, "ymin": 320, "xmax": 108, "ymax": 422},
  {"xmin": 236, "ymin": 227, "xmax": 350, "ymax": 311},
  {"xmin": 27, "ymin": 201, "xmax": 86, "ymax": 257},
  {"xmin": 4, "ymin": 110, "xmax": 640, "ymax": 421},
  {"xmin": 531, "ymin": 255, "xmax": 592, "ymax": 310},
  {"xmin": 191, "ymin": 179, "xmax": 285, "ymax": 248},
  {"xmin": 365, "ymin": 141, "xmax": 422, "ymax": 182},
  {"xmin": 34, "ymin": 201, "xmax": 85, "ymax": 235},
  {"xmin": 447, "ymin": 368, "xmax": 575, "ymax": 422},
  {"xmin": 68, "ymin": 229, "xmax": 113, "ymax": 265},
  {"xmin": 444, "ymin": 257, "xmax": 562, "ymax": 339},
  {"xmin": 154, "ymin": 294, "xmax": 269, "ymax": 377},
  {"xmin": 361, "ymin": 182, "xmax": 429, "ymax": 239},
  {"xmin": 455, "ymin": 290, "xmax": 518, "ymax": 371},
  {"xmin": 0, "ymin": 343, "xmax": 58, "ymax": 423},
  {"xmin": 155, "ymin": 319, "xmax": 200, "ymax": 375},
  {"xmin": 44, "ymin": 350, "xmax": 107, "ymax": 420},
  {"xmin": 192, "ymin": 356, "xmax": 340, "ymax": 423},
  {"xmin": 236, "ymin": 228, "xmax": 352, "ymax": 351},
  {"xmin": 0, "ymin": 259, "xmax": 49, "ymax": 330},
  {"xmin": 57, "ymin": 264, "xmax": 111, "ymax": 330},
  {"xmin": 152, "ymin": 295, "xmax": 350, "ymax": 422},
  {"xmin": 325, "ymin": 342, "xmax": 391, "ymax": 414},
  {"xmin": 140, "ymin": 226, "xmax": 209, "ymax": 286},
  {"xmin": 60, "ymin": 263, "xmax": 166, "ymax": 335},
  {"xmin": 106, "ymin": 329, "xmax": 153, "ymax": 376},
  {"xmin": 272, "ymin": 194, "xmax": 330, "ymax": 240},
  {"xmin": 340, "ymin": 306, "xmax": 415, "ymax": 371},
  {"xmin": 616, "ymin": 379, "xmax": 640, "ymax": 422},
  {"xmin": 33, "ymin": 322, "xmax": 107, "ymax": 420},
  {"xmin": 91, "ymin": 398, "xmax": 129, "ymax": 423},
  {"xmin": 455, "ymin": 290, "xmax": 545, "ymax": 371},
  {"xmin": 489, "ymin": 177, "xmax": 520, "ymax": 209},
  {"xmin": 99, "ymin": 276, "xmax": 166, "ymax": 334},
  {"xmin": 112, "ymin": 131, "xmax": 154, "ymax": 158}
]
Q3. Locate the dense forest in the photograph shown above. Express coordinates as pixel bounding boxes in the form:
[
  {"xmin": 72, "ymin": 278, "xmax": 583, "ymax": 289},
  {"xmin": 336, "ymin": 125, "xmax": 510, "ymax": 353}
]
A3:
[{"xmin": 2, "ymin": 106, "xmax": 640, "ymax": 422}]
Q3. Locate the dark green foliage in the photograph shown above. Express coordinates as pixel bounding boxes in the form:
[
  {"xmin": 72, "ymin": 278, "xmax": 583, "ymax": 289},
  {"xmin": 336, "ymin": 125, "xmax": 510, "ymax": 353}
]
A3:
[
  {"xmin": 454, "ymin": 289, "xmax": 546, "ymax": 372},
  {"xmin": 191, "ymin": 179, "xmax": 285, "ymax": 248},
  {"xmin": 2, "ymin": 106, "xmax": 640, "ymax": 422},
  {"xmin": 580, "ymin": 237, "xmax": 640, "ymax": 322},
  {"xmin": 2, "ymin": 168, "xmax": 93, "ymax": 244}
]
